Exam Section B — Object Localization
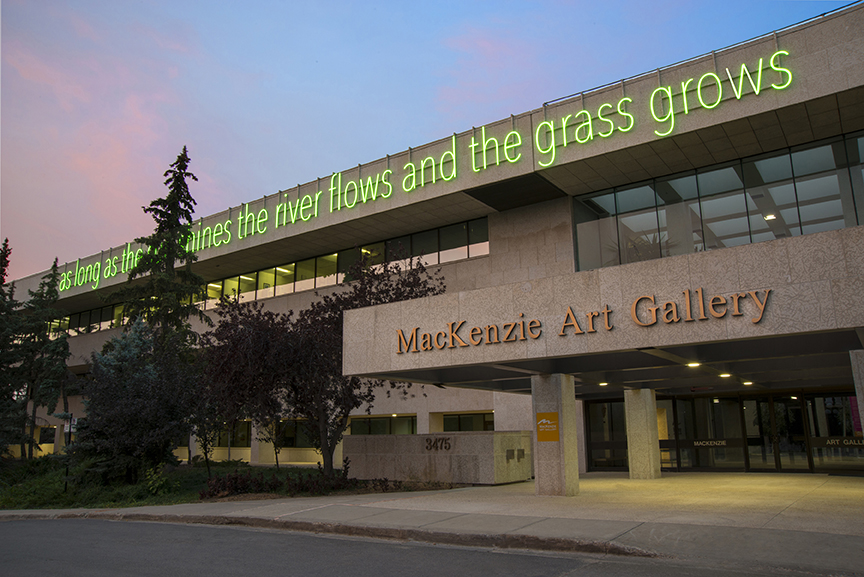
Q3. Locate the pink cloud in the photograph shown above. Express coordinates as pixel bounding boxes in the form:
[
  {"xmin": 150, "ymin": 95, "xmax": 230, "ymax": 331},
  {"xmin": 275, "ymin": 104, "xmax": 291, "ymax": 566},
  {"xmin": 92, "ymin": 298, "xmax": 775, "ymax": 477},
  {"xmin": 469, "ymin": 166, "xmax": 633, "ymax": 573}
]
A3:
[
  {"xmin": 436, "ymin": 26, "xmax": 545, "ymax": 128},
  {"xmin": 3, "ymin": 43, "xmax": 91, "ymax": 111}
]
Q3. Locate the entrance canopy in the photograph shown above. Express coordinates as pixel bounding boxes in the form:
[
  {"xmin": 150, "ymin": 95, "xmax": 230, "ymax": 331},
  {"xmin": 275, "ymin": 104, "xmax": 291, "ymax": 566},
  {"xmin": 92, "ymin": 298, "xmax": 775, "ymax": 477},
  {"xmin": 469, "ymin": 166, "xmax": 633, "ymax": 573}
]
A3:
[{"xmin": 364, "ymin": 328, "xmax": 863, "ymax": 399}]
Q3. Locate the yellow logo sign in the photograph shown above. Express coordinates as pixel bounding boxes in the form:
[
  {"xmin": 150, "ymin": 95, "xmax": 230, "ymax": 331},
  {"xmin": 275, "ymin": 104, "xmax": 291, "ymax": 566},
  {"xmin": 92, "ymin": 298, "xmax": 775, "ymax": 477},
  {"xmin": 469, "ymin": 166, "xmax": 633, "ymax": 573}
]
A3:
[{"xmin": 536, "ymin": 412, "xmax": 559, "ymax": 442}]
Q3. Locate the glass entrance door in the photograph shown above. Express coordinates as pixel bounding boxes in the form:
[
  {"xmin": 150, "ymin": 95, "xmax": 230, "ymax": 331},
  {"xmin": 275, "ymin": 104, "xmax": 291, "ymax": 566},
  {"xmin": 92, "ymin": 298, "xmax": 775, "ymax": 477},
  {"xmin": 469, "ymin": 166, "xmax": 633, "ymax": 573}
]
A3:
[
  {"xmin": 743, "ymin": 397, "xmax": 776, "ymax": 470},
  {"xmin": 773, "ymin": 396, "xmax": 810, "ymax": 471},
  {"xmin": 743, "ymin": 396, "xmax": 810, "ymax": 471}
]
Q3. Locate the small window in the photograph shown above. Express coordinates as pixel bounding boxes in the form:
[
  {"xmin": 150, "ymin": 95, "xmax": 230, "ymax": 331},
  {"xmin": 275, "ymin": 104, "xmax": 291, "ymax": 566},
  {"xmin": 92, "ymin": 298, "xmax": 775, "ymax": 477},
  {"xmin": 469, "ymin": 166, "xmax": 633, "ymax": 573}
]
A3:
[
  {"xmin": 39, "ymin": 426, "xmax": 56, "ymax": 445},
  {"xmin": 275, "ymin": 264, "xmax": 295, "ymax": 296},
  {"xmin": 316, "ymin": 254, "xmax": 338, "ymax": 288},
  {"xmin": 439, "ymin": 223, "xmax": 468, "ymax": 263},
  {"xmin": 295, "ymin": 259, "xmax": 316, "ymax": 292},
  {"xmin": 411, "ymin": 230, "xmax": 438, "ymax": 265},
  {"xmin": 257, "ymin": 268, "xmax": 275, "ymax": 299}
]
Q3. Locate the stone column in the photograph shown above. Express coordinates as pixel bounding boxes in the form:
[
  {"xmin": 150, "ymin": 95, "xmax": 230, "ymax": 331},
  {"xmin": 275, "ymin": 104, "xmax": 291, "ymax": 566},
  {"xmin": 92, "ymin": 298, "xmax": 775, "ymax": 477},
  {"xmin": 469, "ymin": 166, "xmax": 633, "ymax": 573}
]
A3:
[
  {"xmin": 624, "ymin": 389, "xmax": 662, "ymax": 479},
  {"xmin": 531, "ymin": 373, "xmax": 579, "ymax": 496},
  {"xmin": 250, "ymin": 424, "xmax": 261, "ymax": 465},
  {"xmin": 850, "ymin": 350, "xmax": 864, "ymax": 425},
  {"xmin": 575, "ymin": 399, "xmax": 587, "ymax": 474}
]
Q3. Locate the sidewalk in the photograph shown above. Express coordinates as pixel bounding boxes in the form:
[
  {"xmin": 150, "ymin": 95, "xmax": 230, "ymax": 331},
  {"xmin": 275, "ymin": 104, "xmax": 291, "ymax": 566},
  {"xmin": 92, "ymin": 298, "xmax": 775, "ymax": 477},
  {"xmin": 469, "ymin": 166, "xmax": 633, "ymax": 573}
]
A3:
[{"xmin": 3, "ymin": 472, "xmax": 864, "ymax": 575}]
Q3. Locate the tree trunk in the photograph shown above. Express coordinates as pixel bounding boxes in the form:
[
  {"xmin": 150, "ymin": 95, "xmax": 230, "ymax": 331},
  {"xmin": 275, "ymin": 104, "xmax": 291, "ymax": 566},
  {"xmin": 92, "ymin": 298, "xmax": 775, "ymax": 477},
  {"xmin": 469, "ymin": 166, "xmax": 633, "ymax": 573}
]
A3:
[
  {"xmin": 27, "ymin": 399, "xmax": 37, "ymax": 460},
  {"xmin": 318, "ymin": 414, "xmax": 334, "ymax": 478}
]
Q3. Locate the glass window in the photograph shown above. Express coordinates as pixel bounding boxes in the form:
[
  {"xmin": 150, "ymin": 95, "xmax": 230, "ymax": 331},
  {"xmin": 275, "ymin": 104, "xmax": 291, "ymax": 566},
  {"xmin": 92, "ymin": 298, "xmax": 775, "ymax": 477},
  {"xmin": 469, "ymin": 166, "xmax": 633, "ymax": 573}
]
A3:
[
  {"xmin": 67, "ymin": 313, "xmax": 80, "ymax": 336},
  {"xmin": 337, "ymin": 248, "xmax": 361, "ymax": 283},
  {"xmin": 361, "ymin": 242, "xmax": 385, "ymax": 266},
  {"xmin": 275, "ymin": 264, "xmax": 295, "ymax": 296},
  {"xmin": 439, "ymin": 223, "xmax": 468, "ymax": 263},
  {"xmin": 99, "ymin": 306, "xmax": 113, "ymax": 330},
  {"xmin": 846, "ymin": 133, "xmax": 864, "ymax": 225},
  {"xmin": 575, "ymin": 191, "xmax": 619, "ymax": 270},
  {"xmin": 655, "ymin": 173, "xmax": 703, "ymax": 257},
  {"xmin": 676, "ymin": 398, "xmax": 744, "ymax": 469},
  {"xmin": 39, "ymin": 426, "xmax": 56, "ymax": 445},
  {"xmin": 315, "ymin": 254, "xmax": 338, "ymax": 288},
  {"xmin": 743, "ymin": 152, "xmax": 801, "ymax": 241},
  {"xmin": 616, "ymin": 183, "xmax": 660, "ymax": 264},
  {"xmin": 586, "ymin": 401, "xmax": 627, "ymax": 468},
  {"xmin": 468, "ymin": 218, "xmax": 490, "ymax": 257},
  {"xmin": 216, "ymin": 421, "xmax": 252, "ymax": 448},
  {"xmin": 222, "ymin": 276, "xmax": 239, "ymax": 301},
  {"xmin": 807, "ymin": 396, "xmax": 864, "ymax": 471},
  {"xmin": 206, "ymin": 281, "xmax": 223, "ymax": 308},
  {"xmin": 385, "ymin": 236, "xmax": 411, "ymax": 262},
  {"xmin": 792, "ymin": 140, "xmax": 855, "ymax": 234},
  {"xmin": 295, "ymin": 258, "xmax": 316, "ymax": 292},
  {"xmin": 257, "ymin": 267, "xmax": 275, "ymax": 299},
  {"xmin": 411, "ymin": 230, "xmax": 438, "ymax": 266},
  {"xmin": 113, "ymin": 305, "xmax": 125, "ymax": 328},
  {"xmin": 238, "ymin": 273, "xmax": 256, "ymax": 302},
  {"xmin": 442, "ymin": 413, "xmax": 493, "ymax": 432},
  {"xmin": 391, "ymin": 416, "xmax": 417, "ymax": 435},
  {"xmin": 698, "ymin": 163, "xmax": 750, "ymax": 249},
  {"xmin": 280, "ymin": 420, "xmax": 313, "ymax": 448}
]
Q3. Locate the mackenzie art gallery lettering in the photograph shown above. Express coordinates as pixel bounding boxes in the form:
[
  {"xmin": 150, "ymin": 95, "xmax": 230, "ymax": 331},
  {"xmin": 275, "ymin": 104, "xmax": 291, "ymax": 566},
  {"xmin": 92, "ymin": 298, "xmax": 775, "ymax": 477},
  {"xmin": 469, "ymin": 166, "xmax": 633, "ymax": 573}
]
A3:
[{"xmin": 396, "ymin": 288, "xmax": 771, "ymax": 354}]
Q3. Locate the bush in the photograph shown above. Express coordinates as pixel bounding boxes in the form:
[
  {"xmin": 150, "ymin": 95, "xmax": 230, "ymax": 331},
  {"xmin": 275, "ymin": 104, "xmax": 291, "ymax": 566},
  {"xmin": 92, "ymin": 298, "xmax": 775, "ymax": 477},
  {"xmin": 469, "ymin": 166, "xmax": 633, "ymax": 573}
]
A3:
[{"xmin": 199, "ymin": 470, "xmax": 283, "ymax": 499}]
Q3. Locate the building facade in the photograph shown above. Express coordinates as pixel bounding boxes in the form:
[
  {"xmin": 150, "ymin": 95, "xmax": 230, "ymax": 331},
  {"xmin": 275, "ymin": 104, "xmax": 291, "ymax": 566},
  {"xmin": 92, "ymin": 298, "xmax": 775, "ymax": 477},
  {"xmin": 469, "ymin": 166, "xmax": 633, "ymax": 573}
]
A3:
[{"xmin": 14, "ymin": 5, "xmax": 864, "ymax": 492}]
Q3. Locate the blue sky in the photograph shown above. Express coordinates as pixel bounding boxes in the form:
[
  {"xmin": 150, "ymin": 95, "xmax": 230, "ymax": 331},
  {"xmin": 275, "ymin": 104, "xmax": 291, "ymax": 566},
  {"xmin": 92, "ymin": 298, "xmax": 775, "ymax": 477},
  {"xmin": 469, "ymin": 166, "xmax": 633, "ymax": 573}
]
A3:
[{"xmin": 1, "ymin": 0, "xmax": 854, "ymax": 279}]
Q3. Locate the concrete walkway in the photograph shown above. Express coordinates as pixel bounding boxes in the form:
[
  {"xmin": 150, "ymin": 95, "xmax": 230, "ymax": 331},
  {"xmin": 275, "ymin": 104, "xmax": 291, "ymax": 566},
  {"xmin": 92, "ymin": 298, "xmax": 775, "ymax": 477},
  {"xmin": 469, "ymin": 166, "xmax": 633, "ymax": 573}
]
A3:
[{"xmin": 3, "ymin": 472, "xmax": 864, "ymax": 575}]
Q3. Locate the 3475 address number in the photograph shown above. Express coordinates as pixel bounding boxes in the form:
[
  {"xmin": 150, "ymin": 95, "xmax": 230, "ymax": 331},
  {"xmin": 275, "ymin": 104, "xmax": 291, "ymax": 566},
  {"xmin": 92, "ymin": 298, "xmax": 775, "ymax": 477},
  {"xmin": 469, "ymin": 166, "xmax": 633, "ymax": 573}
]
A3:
[{"xmin": 425, "ymin": 437, "xmax": 451, "ymax": 451}]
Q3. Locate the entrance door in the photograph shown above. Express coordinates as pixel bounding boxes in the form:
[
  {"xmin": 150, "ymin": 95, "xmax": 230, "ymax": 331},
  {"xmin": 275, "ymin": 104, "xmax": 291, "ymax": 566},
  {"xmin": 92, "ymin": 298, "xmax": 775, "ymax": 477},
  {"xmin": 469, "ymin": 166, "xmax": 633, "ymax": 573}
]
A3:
[
  {"xmin": 773, "ymin": 396, "xmax": 810, "ymax": 471},
  {"xmin": 743, "ymin": 396, "xmax": 810, "ymax": 471}
]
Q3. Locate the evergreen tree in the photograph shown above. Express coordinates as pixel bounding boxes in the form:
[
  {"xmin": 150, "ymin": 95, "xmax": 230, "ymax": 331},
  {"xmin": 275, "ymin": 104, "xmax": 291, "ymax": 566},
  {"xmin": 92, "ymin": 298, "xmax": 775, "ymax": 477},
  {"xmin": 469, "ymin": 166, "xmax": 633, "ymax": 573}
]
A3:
[
  {"xmin": 0, "ymin": 239, "xmax": 26, "ymax": 457},
  {"xmin": 77, "ymin": 320, "xmax": 197, "ymax": 482},
  {"xmin": 18, "ymin": 260, "xmax": 70, "ymax": 459},
  {"xmin": 112, "ymin": 146, "xmax": 209, "ymax": 339}
]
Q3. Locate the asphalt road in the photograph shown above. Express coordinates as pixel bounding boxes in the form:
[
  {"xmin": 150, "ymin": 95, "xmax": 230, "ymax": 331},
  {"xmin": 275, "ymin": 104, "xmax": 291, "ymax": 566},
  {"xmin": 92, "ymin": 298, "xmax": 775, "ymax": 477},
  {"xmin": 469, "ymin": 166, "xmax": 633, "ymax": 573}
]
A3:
[{"xmin": 0, "ymin": 519, "xmax": 832, "ymax": 577}]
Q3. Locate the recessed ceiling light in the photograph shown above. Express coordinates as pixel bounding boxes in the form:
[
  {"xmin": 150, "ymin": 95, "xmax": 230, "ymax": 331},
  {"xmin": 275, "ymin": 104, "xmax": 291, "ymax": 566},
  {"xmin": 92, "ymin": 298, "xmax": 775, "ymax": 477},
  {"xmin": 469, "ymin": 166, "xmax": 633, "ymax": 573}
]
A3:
[
  {"xmin": 719, "ymin": 373, "xmax": 731, "ymax": 378},
  {"xmin": 687, "ymin": 362, "xmax": 701, "ymax": 367},
  {"xmin": 764, "ymin": 214, "xmax": 777, "ymax": 221}
]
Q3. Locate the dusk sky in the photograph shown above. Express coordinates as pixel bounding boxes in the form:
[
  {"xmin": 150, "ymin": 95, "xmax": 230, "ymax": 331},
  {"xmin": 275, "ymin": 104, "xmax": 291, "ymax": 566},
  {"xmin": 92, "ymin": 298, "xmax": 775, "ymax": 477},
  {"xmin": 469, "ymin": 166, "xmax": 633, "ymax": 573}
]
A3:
[{"xmin": 1, "ymin": 0, "xmax": 853, "ymax": 281}]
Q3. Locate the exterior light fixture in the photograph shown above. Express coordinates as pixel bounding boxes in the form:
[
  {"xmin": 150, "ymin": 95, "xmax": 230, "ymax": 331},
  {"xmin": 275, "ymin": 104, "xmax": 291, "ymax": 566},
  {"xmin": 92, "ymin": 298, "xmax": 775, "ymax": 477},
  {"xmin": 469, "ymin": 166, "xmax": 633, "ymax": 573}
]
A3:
[
  {"xmin": 791, "ymin": 396, "xmax": 798, "ymax": 400},
  {"xmin": 687, "ymin": 362, "xmax": 701, "ymax": 367},
  {"xmin": 391, "ymin": 414, "xmax": 397, "ymax": 417},
  {"xmin": 764, "ymin": 214, "xmax": 777, "ymax": 221},
  {"xmin": 713, "ymin": 399, "xmax": 720, "ymax": 403},
  {"xmin": 719, "ymin": 373, "xmax": 731, "ymax": 378},
  {"xmin": 743, "ymin": 381, "xmax": 753, "ymax": 386},
  {"xmin": 598, "ymin": 382, "xmax": 608, "ymax": 387}
]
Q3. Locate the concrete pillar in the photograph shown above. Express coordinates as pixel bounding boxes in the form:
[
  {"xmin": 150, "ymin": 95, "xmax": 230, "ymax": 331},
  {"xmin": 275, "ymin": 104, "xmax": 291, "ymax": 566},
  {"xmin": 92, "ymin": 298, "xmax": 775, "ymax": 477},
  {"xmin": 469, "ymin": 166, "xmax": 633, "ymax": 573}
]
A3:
[
  {"xmin": 531, "ymin": 373, "xmax": 579, "ymax": 496},
  {"xmin": 417, "ymin": 411, "xmax": 431, "ymax": 434},
  {"xmin": 850, "ymin": 350, "xmax": 864, "ymax": 425},
  {"xmin": 624, "ymin": 389, "xmax": 662, "ymax": 479},
  {"xmin": 250, "ymin": 424, "xmax": 261, "ymax": 464},
  {"xmin": 575, "ymin": 399, "xmax": 587, "ymax": 474}
]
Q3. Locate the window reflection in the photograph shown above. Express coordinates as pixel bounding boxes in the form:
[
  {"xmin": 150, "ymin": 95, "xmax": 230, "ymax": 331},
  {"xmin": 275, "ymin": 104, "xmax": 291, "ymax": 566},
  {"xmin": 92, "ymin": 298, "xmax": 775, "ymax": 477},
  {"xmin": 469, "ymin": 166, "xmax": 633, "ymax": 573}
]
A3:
[{"xmin": 574, "ymin": 133, "xmax": 864, "ymax": 271}]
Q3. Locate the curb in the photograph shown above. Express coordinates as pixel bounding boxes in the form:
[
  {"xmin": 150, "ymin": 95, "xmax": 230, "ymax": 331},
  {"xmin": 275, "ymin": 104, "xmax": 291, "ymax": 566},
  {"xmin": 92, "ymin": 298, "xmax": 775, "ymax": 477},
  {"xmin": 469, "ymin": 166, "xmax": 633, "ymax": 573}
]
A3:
[{"xmin": 0, "ymin": 511, "xmax": 659, "ymax": 558}]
